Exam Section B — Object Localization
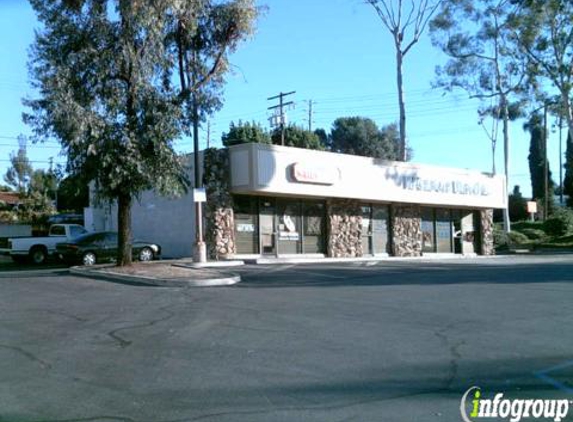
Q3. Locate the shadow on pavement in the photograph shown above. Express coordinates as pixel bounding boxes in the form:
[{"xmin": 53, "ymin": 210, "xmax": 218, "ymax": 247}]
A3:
[{"xmin": 237, "ymin": 261, "xmax": 573, "ymax": 288}]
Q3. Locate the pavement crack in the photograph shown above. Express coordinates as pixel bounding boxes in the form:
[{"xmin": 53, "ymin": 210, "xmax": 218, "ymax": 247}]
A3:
[
  {"xmin": 0, "ymin": 343, "xmax": 52, "ymax": 370},
  {"xmin": 106, "ymin": 306, "xmax": 176, "ymax": 349},
  {"xmin": 434, "ymin": 324, "xmax": 465, "ymax": 390},
  {"xmin": 42, "ymin": 308, "xmax": 89, "ymax": 322}
]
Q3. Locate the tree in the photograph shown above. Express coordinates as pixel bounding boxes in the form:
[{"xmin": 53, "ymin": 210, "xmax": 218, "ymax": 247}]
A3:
[
  {"xmin": 366, "ymin": 0, "xmax": 442, "ymax": 161},
  {"xmin": 430, "ymin": 0, "xmax": 526, "ymax": 233},
  {"xmin": 28, "ymin": 168, "xmax": 58, "ymax": 211},
  {"xmin": 329, "ymin": 117, "xmax": 400, "ymax": 160},
  {"xmin": 4, "ymin": 147, "xmax": 32, "ymax": 194},
  {"xmin": 563, "ymin": 131, "xmax": 573, "ymax": 206},
  {"xmin": 222, "ymin": 121, "xmax": 271, "ymax": 147},
  {"xmin": 271, "ymin": 125, "xmax": 324, "ymax": 150},
  {"xmin": 25, "ymin": 1, "xmax": 189, "ymax": 266},
  {"xmin": 166, "ymin": 0, "xmax": 258, "ymax": 262},
  {"xmin": 524, "ymin": 113, "xmax": 555, "ymax": 216},
  {"xmin": 314, "ymin": 128, "xmax": 328, "ymax": 147},
  {"xmin": 56, "ymin": 174, "xmax": 89, "ymax": 212},
  {"xmin": 510, "ymin": 1, "xmax": 573, "ymax": 150},
  {"xmin": 168, "ymin": 0, "xmax": 259, "ymax": 184},
  {"xmin": 508, "ymin": 185, "xmax": 528, "ymax": 221}
]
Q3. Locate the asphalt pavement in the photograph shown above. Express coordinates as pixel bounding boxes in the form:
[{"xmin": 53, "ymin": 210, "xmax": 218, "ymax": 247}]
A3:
[{"xmin": 1, "ymin": 255, "xmax": 572, "ymax": 421}]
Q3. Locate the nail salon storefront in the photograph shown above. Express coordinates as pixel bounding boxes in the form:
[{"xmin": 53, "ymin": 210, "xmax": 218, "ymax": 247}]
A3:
[{"xmin": 213, "ymin": 143, "xmax": 507, "ymax": 259}]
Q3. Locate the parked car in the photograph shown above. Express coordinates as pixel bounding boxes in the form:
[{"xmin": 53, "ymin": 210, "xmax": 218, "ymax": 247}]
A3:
[
  {"xmin": 56, "ymin": 231, "xmax": 161, "ymax": 266},
  {"xmin": 1, "ymin": 224, "xmax": 88, "ymax": 265}
]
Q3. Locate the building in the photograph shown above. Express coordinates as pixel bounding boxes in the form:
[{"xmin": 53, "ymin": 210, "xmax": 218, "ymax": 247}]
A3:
[{"xmin": 86, "ymin": 143, "xmax": 506, "ymax": 259}]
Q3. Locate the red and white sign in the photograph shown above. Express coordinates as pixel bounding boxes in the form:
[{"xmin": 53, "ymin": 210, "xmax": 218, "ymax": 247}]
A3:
[{"xmin": 291, "ymin": 163, "xmax": 338, "ymax": 185}]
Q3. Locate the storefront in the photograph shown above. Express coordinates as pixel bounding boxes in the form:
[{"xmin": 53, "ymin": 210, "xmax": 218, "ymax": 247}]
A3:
[
  {"xmin": 233, "ymin": 196, "xmax": 327, "ymax": 256},
  {"xmin": 220, "ymin": 142, "xmax": 507, "ymax": 259},
  {"xmin": 86, "ymin": 142, "xmax": 506, "ymax": 259}
]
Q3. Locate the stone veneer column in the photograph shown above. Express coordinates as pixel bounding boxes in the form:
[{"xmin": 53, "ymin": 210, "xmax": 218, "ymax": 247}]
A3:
[
  {"xmin": 480, "ymin": 209, "xmax": 495, "ymax": 256},
  {"xmin": 391, "ymin": 205, "xmax": 422, "ymax": 257},
  {"xmin": 327, "ymin": 199, "xmax": 363, "ymax": 258},
  {"xmin": 203, "ymin": 148, "xmax": 236, "ymax": 260}
]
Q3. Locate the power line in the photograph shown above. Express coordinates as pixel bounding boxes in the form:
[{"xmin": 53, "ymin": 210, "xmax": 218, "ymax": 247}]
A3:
[{"xmin": 267, "ymin": 91, "xmax": 296, "ymax": 145}]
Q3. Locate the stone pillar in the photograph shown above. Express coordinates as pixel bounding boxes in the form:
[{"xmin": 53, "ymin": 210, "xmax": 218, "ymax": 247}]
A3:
[
  {"xmin": 391, "ymin": 205, "xmax": 422, "ymax": 257},
  {"xmin": 327, "ymin": 199, "xmax": 363, "ymax": 258},
  {"xmin": 480, "ymin": 209, "xmax": 495, "ymax": 256},
  {"xmin": 203, "ymin": 148, "xmax": 236, "ymax": 260}
]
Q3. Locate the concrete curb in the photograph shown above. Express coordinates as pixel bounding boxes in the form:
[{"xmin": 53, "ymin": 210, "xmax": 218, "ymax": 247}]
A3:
[
  {"xmin": 174, "ymin": 260, "xmax": 245, "ymax": 268},
  {"xmin": 248, "ymin": 254, "xmax": 506, "ymax": 265},
  {"xmin": 0, "ymin": 267, "xmax": 70, "ymax": 278},
  {"xmin": 69, "ymin": 265, "xmax": 240, "ymax": 288}
]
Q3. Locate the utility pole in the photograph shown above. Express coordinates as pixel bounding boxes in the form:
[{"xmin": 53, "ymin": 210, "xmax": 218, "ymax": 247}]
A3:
[
  {"xmin": 267, "ymin": 91, "xmax": 295, "ymax": 145},
  {"xmin": 544, "ymin": 102, "xmax": 549, "ymax": 221},
  {"xmin": 206, "ymin": 120, "xmax": 211, "ymax": 149},
  {"xmin": 191, "ymin": 50, "xmax": 206, "ymax": 263},
  {"xmin": 308, "ymin": 100, "xmax": 313, "ymax": 132}
]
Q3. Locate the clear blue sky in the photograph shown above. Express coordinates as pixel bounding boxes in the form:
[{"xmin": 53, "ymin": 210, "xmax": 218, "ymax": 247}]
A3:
[{"xmin": 0, "ymin": 0, "xmax": 565, "ymax": 198}]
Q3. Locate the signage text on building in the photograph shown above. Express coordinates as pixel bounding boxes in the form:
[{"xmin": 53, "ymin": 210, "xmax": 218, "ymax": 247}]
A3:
[{"xmin": 291, "ymin": 163, "xmax": 338, "ymax": 185}]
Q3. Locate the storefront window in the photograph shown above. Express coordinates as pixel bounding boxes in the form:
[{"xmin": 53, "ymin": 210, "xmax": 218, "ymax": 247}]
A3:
[
  {"xmin": 277, "ymin": 199, "xmax": 301, "ymax": 254},
  {"xmin": 302, "ymin": 201, "xmax": 325, "ymax": 254},
  {"xmin": 421, "ymin": 208, "xmax": 435, "ymax": 253},
  {"xmin": 234, "ymin": 196, "xmax": 259, "ymax": 254}
]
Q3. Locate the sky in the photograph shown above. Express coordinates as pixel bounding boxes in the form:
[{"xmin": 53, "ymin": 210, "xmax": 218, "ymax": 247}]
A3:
[{"xmin": 0, "ymin": 0, "xmax": 566, "ymax": 198}]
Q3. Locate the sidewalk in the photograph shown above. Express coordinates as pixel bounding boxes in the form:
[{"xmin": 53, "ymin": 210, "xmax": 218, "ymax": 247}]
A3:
[{"xmin": 70, "ymin": 260, "xmax": 240, "ymax": 287}]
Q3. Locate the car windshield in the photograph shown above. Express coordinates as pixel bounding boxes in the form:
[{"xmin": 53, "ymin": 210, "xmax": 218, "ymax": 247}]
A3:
[
  {"xmin": 74, "ymin": 232, "xmax": 105, "ymax": 244},
  {"xmin": 70, "ymin": 226, "xmax": 88, "ymax": 238}
]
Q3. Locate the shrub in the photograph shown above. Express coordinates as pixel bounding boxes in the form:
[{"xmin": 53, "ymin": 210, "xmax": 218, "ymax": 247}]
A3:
[
  {"xmin": 519, "ymin": 228, "xmax": 548, "ymax": 241},
  {"xmin": 493, "ymin": 225, "xmax": 509, "ymax": 248},
  {"xmin": 543, "ymin": 208, "xmax": 573, "ymax": 236},
  {"xmin": 507, "ymin": 230, "xmax": 530, "ymax": 245}
]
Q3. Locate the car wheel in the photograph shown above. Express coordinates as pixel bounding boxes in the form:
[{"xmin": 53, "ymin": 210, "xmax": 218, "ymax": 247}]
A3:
[
  {"xmin": 82, "ymin": 251, "xmax": 97, "ymax": 266},
  {"xmin": 138, "ymin": 247, "xmax": 154, "ymax": 262},
  {"xmin": 29, "ymin": 247, "xmax": 47, "ymax": 265}
]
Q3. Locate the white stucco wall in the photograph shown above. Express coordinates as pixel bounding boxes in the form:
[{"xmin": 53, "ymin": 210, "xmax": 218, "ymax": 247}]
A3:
[{"xmin": 86, "ymin": 155, "xmax": 200, "ymax": 259}]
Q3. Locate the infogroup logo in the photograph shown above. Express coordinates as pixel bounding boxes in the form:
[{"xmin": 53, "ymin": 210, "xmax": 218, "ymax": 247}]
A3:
[{"xmin": 460, "ymin": 386, "xmax": 571, "ymax": 422}]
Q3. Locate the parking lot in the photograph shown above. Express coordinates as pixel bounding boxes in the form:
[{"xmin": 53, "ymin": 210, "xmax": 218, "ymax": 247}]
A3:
[{"xmin": 1, "ymin": 255, "xmax": 572, "ymax": 421}]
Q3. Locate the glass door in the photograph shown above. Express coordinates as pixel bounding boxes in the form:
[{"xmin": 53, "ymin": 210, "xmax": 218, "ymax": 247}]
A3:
[
  {"xmin": 436, "ymin": 209, "xmax": 453, "ymax": 253},
  {"xmin": 372, "ymin": 205, "xmax": 389, "ymax": 254},
  {"xmin": 259, "ymin": 198, "xmax": 276, "ymax": 255},
  {"xmin": 361, "ymin": 205, "xmax": 373, "ymax": 255}
]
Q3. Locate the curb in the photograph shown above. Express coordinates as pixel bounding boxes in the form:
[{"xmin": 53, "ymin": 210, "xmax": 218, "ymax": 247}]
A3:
[
  {"xmin": 0, "ymin": 267, "xmax": 70, "ymax": 278},
  {"xmin": 173, "ymin": 260, "xmax": 245, "ymax": 269},
  {"xmin": 247, "ymin": 254, "xmax": 506, "ymax": 265},
  {"xmin": 69, "ymin": 265, "xmax": 240, "ymax": 287}
]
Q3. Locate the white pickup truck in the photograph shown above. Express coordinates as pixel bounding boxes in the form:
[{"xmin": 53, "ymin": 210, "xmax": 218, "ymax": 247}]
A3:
[{"xmin": 3, "ymin": 224, "xmax": 88, "ymax": 265}]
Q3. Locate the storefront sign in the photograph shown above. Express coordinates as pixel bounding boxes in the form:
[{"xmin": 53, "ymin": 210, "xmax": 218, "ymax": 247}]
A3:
[
  {"xmin": 291, "ymin": 163, "xmax": 338, "ymax": 185},
  {"xmin": 386, "ymin": 172, "xmax": 492, "ymax": 197},
  {"xmin": 193, "ymin": 188, "xmax": 207, "ymax": 203},
  {"xmin": 236, "ymin": 223, "xmax": 255, "ymax": 232},
  {"xmin": 279, "ymin": 231, "xmax": 300, "ymax": 240}
]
